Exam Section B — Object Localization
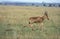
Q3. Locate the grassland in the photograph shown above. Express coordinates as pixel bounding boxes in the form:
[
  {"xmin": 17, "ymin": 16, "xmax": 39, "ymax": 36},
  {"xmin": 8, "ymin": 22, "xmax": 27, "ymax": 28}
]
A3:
[{"xmin": 0, "ymin": 5, "xmax": 60, "ymax": 39}]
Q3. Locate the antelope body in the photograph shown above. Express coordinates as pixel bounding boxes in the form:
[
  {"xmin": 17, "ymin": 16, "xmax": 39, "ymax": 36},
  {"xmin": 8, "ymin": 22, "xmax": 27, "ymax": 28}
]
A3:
[{"xmin": 29, "ymin": 11, "xmax": 49, "ymax": 30}]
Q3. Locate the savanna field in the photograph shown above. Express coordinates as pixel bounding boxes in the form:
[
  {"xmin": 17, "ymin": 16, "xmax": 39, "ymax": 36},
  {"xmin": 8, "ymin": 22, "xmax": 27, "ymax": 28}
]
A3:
[{"xmin": 0, "ymin": 5, "xmax": 60, "ymax": 39}]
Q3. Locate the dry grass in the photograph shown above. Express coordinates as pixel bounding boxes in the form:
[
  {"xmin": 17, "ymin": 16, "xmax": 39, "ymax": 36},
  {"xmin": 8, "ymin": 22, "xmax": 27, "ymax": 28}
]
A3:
[{"xmin": 0, "ymin": 5, "xmax": 60, "ymax": 39}]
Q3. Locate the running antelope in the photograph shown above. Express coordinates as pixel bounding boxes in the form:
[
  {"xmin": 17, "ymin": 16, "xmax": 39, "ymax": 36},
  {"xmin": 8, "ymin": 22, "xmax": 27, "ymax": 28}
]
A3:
[{"xmin": 29, "ymin": 11, "xmax": 49, "ymax": 30}]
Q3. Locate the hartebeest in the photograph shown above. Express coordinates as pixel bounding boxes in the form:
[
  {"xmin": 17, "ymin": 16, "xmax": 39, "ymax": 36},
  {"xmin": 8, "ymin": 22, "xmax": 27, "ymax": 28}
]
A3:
[{"xmin": 29, "ymin": 11, "xmax": 49, "ymax": 30}]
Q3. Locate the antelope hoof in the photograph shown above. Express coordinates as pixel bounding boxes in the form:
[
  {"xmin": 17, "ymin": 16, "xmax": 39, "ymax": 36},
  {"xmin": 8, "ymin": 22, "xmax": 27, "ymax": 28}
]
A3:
[
  {"xmin": 32, "ymin": 28, "xmax": 35, "ymax": 31},
  {"xmin": 23, "ymin": 26, "xmax": 26, "ymax": 28}
]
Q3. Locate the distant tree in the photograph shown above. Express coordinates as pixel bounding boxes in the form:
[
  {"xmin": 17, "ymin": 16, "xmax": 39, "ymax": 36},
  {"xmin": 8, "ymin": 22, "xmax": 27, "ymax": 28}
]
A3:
[
  {"xmin": 32, "ymin": 3, "xmax": 34, "ymax": 6},
  {"xmin": 36, "ymin": 5, "xmax": 39, "ymax": 7},
  {"xmin": 0, "ymin": 3, "xmax": 2, "ymax": 5},
  {"xmin": 43, "ymin": 4, "xmax": 46, "ymax": 6},
  {"xmin": 49, "ymin": 4, "xmax": 52, "ymax": 7},
  {"xmin": 53, "ymin": 4, "xmax": 55, "ymax": 6},
  {"xmin": 59, "ymin": 4, "xmax": 60, "ymax": 7}
]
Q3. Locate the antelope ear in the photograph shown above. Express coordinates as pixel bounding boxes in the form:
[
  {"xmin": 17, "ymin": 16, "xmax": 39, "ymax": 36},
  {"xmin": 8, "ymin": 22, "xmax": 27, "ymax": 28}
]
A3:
[
  {"xmin": 45, "ymin": 11, "xmax": 47, "ymax": 14},
  {"xmin": 45, "ymin": 11, "xmax": 48, "ymax": 15}
]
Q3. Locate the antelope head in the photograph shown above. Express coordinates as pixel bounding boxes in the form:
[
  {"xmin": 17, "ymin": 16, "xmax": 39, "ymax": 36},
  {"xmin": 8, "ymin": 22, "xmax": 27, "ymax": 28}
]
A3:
[{"xmin": 43, "ymin": 11, "xmax": 49, "ymax": 20}]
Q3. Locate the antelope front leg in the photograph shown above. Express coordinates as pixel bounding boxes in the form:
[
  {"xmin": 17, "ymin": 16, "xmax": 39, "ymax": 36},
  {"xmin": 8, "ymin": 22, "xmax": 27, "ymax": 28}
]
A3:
[
  {"xmin": 39, "ymin": 23, "xmax": 44, "ymax": 31},
  {"xmin": 29, "ymin": 21, "xmax": 34, "ymax": 30},
  {"xmin": 29, "ymin": 23, "xmax": 34, "ymax": 30}
]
